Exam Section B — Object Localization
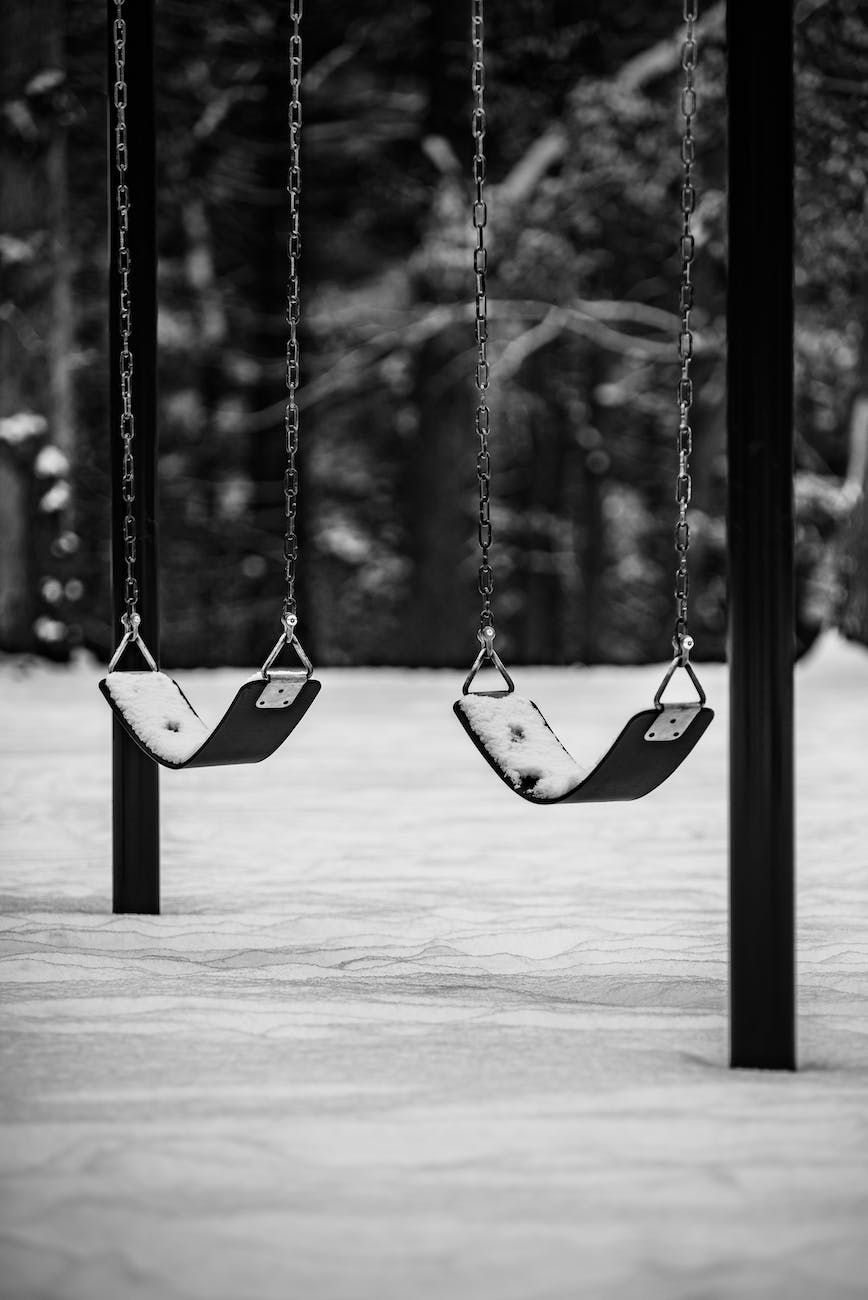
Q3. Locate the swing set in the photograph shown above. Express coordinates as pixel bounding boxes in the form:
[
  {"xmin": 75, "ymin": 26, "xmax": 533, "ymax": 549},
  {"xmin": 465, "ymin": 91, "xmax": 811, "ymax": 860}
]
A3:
[
  {"xmin": 453, "ymin": 1, "xmax": 713, "ymax": 803},
  {"xmin": 100, "ymin": 0, "xmax": 320, "ymax": 769},
  {"xmin": 102, "ymin": 0, "xmax": 796, "ymax": 1072}
]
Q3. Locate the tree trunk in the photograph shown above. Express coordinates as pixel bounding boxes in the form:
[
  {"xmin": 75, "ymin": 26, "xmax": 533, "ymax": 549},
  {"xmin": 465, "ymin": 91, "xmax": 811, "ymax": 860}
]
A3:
[
  {"xmin": 401, "ymin": 0, "xmax": 477, "ymax": 667},
  {"xmin": 0, "ymin": 0, "xmax": 67, "ymax": 652},
  {"xmin": 838, "ymin": 393, "xmax": 868, "ymax": 647}
]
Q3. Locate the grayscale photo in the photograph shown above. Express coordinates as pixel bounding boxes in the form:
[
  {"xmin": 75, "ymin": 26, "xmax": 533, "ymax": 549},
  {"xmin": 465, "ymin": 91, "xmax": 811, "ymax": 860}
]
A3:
[{"xmin": 1, "ymin": 2, "xmax": 866, "ymax": 1298}]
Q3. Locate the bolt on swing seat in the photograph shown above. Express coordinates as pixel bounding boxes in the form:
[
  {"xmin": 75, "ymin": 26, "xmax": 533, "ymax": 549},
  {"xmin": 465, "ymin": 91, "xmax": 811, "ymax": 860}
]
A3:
[
  {"xmin": 100, "ymin": 618, "xmax": 321, "ymax": 770},
  {"xmin": 455, "ymin": 0, "xmax": 712, "ymax": 803},
  {"xmin": 454, "ymin": 630, "xmax": 713, "ymax": 805}
]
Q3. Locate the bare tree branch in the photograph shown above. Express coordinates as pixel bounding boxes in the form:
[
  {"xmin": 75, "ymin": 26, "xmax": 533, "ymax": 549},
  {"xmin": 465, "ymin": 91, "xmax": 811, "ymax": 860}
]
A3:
[
  {"xmin": 234, "ymin": 290, "xmax": 698, "ymax": 433},
  {"xmin": 498, "ymin": 309, "xmax": 564, "ymax": 382},
  {"xmin": 495, "ymin": 3, "xmax": 727, "ymax": 206},
  {"xmin": 617, "ymin": 1, "xmax": 725, "ymax": 94},
  {"xmin": 498, "ymin": 125, "xmax": 568, "ymax": 205}
]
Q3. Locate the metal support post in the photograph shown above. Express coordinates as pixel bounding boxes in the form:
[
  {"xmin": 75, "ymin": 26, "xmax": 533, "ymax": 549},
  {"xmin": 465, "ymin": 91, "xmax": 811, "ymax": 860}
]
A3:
[{"xmin": 727, "ymin": 0, "xmax": 796, "ymax": 1069}]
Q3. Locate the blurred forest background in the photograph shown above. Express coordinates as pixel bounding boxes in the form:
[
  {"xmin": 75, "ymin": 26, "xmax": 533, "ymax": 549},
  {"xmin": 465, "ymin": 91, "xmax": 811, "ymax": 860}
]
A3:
[{"xmin": 1, "ymin": 0, "xmax": 866, "ymax": 668}]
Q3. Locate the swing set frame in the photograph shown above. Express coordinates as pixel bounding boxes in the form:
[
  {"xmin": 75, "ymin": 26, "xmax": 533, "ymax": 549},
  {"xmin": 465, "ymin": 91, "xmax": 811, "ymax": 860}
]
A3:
[{"xmin": 105, "ymin": 0, "xmax": 796, "ymax": 1072}]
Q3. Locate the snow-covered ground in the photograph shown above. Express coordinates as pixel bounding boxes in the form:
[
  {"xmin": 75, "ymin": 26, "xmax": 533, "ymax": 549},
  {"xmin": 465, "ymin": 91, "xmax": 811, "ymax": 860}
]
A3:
[{"xmin": 1, "ymin": 638, "xmax": 867, "ymax": 1300}]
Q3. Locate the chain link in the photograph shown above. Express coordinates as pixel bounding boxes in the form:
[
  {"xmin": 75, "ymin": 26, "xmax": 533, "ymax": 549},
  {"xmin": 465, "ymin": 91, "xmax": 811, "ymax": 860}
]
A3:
[
  {"xmin": 283, "ymin": 0, "xmax": 303, "ymax": 629},
  {"xmin": 111, "ymin": 1, "xmax": 306, "ymax": 648},
  {"xmin": 673, "ymin": 0, "xmax": 697, "ymax": 661},
  {"xmin": 471, "ymin": 0, "xmax": 494, "ymax": 635},
  {"xmin": 112, "ymin": 0, "xmax": 139, "ymax": 634}
]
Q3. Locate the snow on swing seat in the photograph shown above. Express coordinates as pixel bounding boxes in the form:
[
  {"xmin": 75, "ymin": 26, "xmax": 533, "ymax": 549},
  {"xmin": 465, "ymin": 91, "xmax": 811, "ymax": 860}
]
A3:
[
  {"xmin": 104, "ymin": 671, "xmax": 210, "ymax": 764},
  {"xmin": 456, "ymin": 694, "xmax": 587, "ymax": 800}
]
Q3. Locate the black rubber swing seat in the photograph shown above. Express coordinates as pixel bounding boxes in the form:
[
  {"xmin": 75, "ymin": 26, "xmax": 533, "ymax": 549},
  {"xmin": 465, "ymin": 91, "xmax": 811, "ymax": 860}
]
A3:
[
  {"xmin": 454, "ymin": 693, "xmax": 712, "ymax": 804},
  {"xmin": 100, "ymin": 672, "xmax": 320, "ymax": 770},
  {"xmin": 99, "ymin": 626, "xmax": 320, "ymax": 770},
  {"xmin": 453, "ymin": 640, "xmax": 712, "ymax": 804}
]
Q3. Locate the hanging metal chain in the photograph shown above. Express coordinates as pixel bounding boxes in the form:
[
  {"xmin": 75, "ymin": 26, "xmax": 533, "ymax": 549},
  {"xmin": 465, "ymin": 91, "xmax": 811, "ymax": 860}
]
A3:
[
  {"xmin": 673, "ymin": 0, "xmax": 698, "ymax": 663},
  {"xmin": 471, "ymin": 0, "xmax": 494, "ymax": 637},
  {"xmin": 112, "ymin": 0, "xmax": 139, "ymax": 638},
  {"xmin": 283, "ymin": 0, "xmax": 303, "ymax": 633}
]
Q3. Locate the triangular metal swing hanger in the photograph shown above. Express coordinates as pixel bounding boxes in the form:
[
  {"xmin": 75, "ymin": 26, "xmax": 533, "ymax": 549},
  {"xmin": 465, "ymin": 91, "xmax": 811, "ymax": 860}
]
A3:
[
  {"xmin": 462, "ymin": 624, "xmax": 515, "ymax": 696},
  {"xmin": 654, "ymin": 634, "xmax": 706, "ymax": 709},
  {"xmin": 107, "ymin": 612, "xmax": 159, "ymax": 673},
  {"xmin": 260, "ymin": 613, "xmax": 314, "ymax": 682}
]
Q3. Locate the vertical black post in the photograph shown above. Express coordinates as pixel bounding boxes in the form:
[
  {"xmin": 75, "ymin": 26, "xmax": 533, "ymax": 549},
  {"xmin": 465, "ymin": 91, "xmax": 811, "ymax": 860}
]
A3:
[
  {"xmin": 108, "ymin": 0, "xmax": 160, "ymax": 914},
  {"xmin": 727, "ymin": 1, "xmax": 796, "ymax": 1068}
]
